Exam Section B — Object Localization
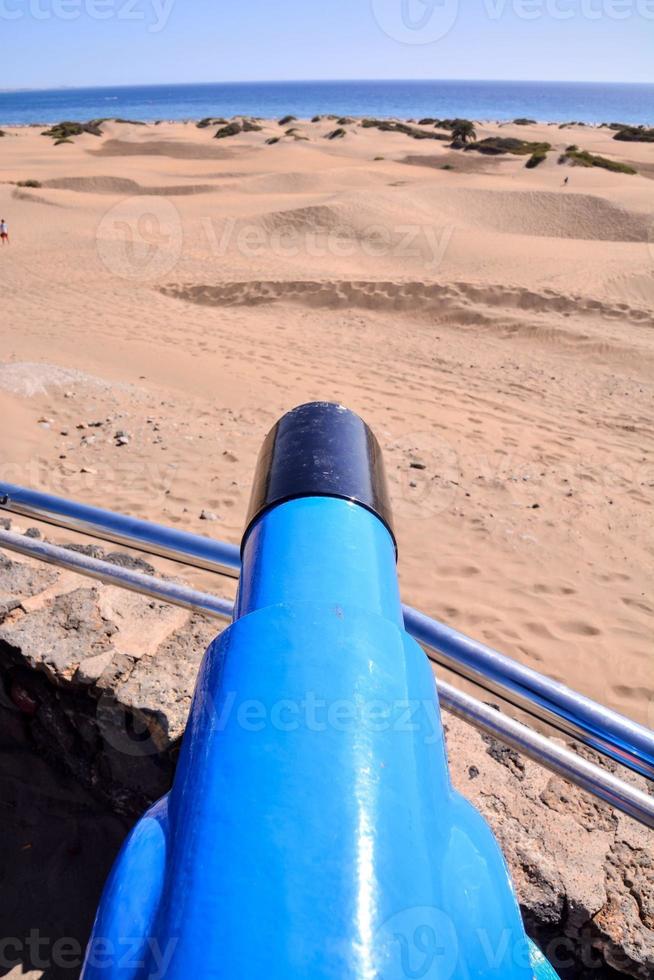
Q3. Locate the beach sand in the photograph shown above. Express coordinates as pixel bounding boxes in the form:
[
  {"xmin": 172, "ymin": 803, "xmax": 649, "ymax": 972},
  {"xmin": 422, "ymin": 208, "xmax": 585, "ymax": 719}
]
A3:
[{"xmin": 0, "ymin": 116, "xmax": 652, "ymax": 729}]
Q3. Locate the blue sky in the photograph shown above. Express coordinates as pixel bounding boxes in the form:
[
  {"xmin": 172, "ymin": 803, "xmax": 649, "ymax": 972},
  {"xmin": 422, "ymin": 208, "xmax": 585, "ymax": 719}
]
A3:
[{"xmin": 2, "ymin": 0, "xmax": 652, "ymax": 90}]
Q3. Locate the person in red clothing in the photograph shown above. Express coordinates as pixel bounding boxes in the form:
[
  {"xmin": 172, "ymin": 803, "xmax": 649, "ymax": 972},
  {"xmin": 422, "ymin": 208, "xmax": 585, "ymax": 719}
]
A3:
[{"xmin": 0, "ymin": 219, "xmax": 9, "ymax": 244}]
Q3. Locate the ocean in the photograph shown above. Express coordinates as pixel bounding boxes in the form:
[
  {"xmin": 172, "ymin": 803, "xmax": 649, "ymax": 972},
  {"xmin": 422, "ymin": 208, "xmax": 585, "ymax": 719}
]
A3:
[{"xmin": 0, "ymin": 79, "xmax": 652, "ymax": 127}]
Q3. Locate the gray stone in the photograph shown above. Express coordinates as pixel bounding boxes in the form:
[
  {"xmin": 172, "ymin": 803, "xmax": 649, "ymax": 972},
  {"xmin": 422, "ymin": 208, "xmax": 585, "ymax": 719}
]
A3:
[{"xmin": 445, "ymin": 716, "xmax": 653, "ymax": 979}]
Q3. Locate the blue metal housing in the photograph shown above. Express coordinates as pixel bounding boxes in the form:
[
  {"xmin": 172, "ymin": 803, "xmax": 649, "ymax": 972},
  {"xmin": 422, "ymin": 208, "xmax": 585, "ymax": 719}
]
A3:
[{"xmin": 82, "ymin": 408, "xmax": 560, "ymax": 979}]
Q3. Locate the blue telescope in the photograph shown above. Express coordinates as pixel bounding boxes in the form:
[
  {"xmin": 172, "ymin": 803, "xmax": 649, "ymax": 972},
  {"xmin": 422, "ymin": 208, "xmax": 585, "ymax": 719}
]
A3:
[{"xmin": 82, "ymin": 402, "xmax": 560, "ymax": 980}]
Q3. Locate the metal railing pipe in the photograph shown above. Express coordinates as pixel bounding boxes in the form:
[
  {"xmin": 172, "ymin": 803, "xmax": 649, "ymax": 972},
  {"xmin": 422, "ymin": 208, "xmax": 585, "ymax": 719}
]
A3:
[
  {"xmin": 437, "ymin": 679, "xmax": 654, "ymax": 829},
  {"xmin": 0, "ymin": 529, "xmax": 233, "ymax": 620},
  {"xmin": 403, "ymin": 606, "xmax": 654, "ymax": 783},
  {"xmin": 1, "ymin": 527, "xmax": 652, "ymax": 829},
  {"xmin": 0, "ymin": 481, "xmax": 241, "ymax": 578}
]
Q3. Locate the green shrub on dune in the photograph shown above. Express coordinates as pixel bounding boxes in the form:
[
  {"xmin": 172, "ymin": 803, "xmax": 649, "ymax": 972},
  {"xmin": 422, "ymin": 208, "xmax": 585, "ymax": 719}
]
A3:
[
  {"xmin": 278, "ymin": 115, "xmax": 297, "ymax": 126},
  {"xmin": 16, "ymin": 179, "xmax": 42, "ymax": 187},
  {"xmin": 525, "ymin": 150, "xmax": 547, "ymax": 168},
  {"xmin": 326, "ymin": 127, "xmax": 347, "ymax": 139},
  {"xmin": 466, "ymin": 137, "xmax": 551, "ymax": 156},
  {"xmin": 284, "ymin": 127, "xmax": 309, "ymax": 139},
  {"xmin": 513, "ymin": 117, "xmax": 537, "ymax": 125},
  {"xmin": 613, "ymin": 125, "xmax": 654, "ymax": 142},
  {"xmin": 434, "ymin": 118, "xmax": 473, "ymax": 131},
  {"xmin": 360, "ymin": 118, "xmax": 449, "ymax": 141},
  {"xmin": 360, "ymin": 118, "xmax": 385, "ymax": 129},
  {"xmin": 214, "ymin": 122, "xmax": 243, "ymax": 139},
  {"xmin": 562, "ymin": 147, "xmax": 637, "ymax": 173},
  {"xmin": 410, "ymin": 127, "xmax": 450, "ymax": 141},
  {"xmin": 41, "ymin": 120, "xmax": 103, "ymax": 140},
  {"xmin": 197, "ymin": 117, "xmax": 228, "ymax": 128},
  {"xmin": 85, "ymin": 117, "xmax": 144, "ymax": 127}
]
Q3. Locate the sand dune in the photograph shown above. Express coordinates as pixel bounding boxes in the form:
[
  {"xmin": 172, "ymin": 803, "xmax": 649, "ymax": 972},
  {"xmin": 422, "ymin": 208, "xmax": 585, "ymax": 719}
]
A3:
[
  {"xmin": 0, "ymin": 119, "xmax": 651, "ymax": 729},
  {"xmin": 158, "ymin": 278, "xmax": 654, "ymax": 362},
  {"xmin": 254, "ymin": 198, "xmax": 429, "ymax": 244},
  {"xmin": 42, "ymin": 175, "xmax": 218, "ymax": 196},
  {"xmin": 238, "ymin": 167, "xmax": 396, "ymax": 194},
  {"xmin": 328, "ymin": 183, "xmax": 652, "ymax": 242},
  {"xmin": 421, "ymin": 187, "xmax": 651, "ymax": 241},
  {"xmin": 88, "ymin": 138, "xmax": 241, "ymax": 160},
  {"xmin": 236, "ymin": 181, "xmax": 651, "ymax": 247},
  {"xmin": 10, "ymin": 187, "xmax": 67, "ymax": 208}
]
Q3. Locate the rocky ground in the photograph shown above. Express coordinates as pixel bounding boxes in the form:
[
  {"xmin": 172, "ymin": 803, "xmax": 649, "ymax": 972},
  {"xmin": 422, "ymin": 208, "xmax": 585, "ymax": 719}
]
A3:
[{"xmin": 0, "ymin": 527, "xmax": 651, "ymax": 980}]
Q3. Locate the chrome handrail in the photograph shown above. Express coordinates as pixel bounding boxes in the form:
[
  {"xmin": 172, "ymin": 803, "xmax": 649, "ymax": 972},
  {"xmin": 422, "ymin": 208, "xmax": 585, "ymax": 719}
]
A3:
[
  {"xmin": 0, "ymin": 528, "xmax": 233, "ymax": 619},
  {"xmin": 404, "ymin": 607, "xmax": 654, "ymax": 783},
  {"xmin": 1, "ymin": 527, "xmax": 652, "ymax": 829},
  {"xmin": 0, "ymin": 481, "xmax": 241, "ymax": 579},
  {"xmin": 0, "ymin": 481, "xmax": 652, "ymax": 784}
]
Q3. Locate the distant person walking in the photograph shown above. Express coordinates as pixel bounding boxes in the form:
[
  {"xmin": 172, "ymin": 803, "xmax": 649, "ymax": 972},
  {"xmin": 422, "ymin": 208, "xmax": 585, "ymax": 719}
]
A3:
[
  {"xmin": 0, "ymin": 219, "xmax": 8, "ymax": 244},
  {"xmin": 563, "ymin": 176, "xmax": 569, "ymax": 186}
]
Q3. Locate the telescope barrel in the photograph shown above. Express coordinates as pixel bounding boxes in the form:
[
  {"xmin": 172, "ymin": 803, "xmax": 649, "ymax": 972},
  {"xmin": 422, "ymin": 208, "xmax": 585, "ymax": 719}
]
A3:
[{"xmin": 80, "ymin": 403, "xmax": 550, "ymax": 979}]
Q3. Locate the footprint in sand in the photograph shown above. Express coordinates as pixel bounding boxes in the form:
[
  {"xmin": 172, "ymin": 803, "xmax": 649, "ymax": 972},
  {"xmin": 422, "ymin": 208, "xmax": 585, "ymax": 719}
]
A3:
[{"xmin": 558, "ymin": 620, "xmax": 602, "ymax": 637}]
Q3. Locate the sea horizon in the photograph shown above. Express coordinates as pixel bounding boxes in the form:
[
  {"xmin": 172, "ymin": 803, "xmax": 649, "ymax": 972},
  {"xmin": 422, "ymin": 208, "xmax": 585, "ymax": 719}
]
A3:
[{"xmin": 1, "ymin": 78, "xmax": 652, "ymax": 127}]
